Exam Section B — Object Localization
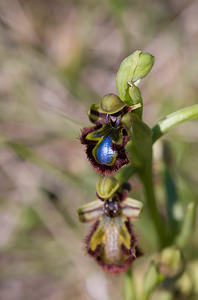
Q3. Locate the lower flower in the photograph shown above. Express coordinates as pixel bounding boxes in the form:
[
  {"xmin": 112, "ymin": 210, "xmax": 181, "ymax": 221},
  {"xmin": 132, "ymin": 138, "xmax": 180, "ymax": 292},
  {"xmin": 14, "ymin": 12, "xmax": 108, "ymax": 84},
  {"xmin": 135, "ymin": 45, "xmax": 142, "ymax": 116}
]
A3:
[
  {"xmin": 77, "ymin": 182, "xmax": 143, "ymax": 274},
  {"xmin": 86, "ymin": 215, "xmax": 142, "ymax": 274}
]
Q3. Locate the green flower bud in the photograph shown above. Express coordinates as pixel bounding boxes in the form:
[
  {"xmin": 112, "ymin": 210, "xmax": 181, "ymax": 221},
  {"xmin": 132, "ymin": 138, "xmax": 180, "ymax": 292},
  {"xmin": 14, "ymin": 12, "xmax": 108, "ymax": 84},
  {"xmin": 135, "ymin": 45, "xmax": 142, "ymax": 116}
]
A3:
[
  {"xmin": 98, "ymin": 93, "xmax": 126, "ymax": 114},
  {"xmin": 159, "ymin": 247, "xmax": 184, "ymax": 278},
  {"xmin": 133, "ymin": 51, "xmax": 154, "ymax": 82},
  {"xmin": 96, "ymin": 177, "xmax": 120, "ymax": 199},
  {"xmin": 116, "ymin": 50, "xmax": 154, "ymax": 104},
  {"xmin": 176, "ymin": 272, "xmax": 193, "ymax": 296}
]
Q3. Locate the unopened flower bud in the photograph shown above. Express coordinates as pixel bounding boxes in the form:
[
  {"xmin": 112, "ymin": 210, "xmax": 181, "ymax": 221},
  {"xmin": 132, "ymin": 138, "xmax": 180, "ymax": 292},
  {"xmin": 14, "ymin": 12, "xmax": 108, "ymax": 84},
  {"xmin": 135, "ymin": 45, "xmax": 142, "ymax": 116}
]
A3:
[
  {"xmin": 159, "ymin": 246, "xmax": 184, "ymax": 278},
  {"xmin": 116, "ymin": 50, "xmax": 154, "ymax": 104}
]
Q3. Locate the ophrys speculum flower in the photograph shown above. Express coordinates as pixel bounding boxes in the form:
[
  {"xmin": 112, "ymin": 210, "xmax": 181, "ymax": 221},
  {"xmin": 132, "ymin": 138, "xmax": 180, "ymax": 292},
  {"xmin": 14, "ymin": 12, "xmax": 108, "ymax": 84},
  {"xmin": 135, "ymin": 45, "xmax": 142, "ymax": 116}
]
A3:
[
  {"xmin": 80, "ymin": 94, "xmax": 141, "ymax": 176},
  {"xmin": 77, "ymin": 178, "xmax": 143, "ymax": 274}
]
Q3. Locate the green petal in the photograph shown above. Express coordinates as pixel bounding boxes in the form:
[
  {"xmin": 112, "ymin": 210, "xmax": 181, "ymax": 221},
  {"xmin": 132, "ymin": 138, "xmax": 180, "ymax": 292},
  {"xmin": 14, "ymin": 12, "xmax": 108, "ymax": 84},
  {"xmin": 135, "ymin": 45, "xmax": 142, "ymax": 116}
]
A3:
[{"xmin": 86, "ymin": 125, "xmax": 111, "ymax": 141}]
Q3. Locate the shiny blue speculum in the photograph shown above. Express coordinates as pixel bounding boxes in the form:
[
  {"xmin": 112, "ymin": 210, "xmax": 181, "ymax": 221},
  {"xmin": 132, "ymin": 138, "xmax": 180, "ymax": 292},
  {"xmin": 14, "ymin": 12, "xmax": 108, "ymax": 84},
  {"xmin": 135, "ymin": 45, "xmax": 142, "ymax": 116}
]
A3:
[{"xmin": 94, "ymin": 136, "xmax": 117, "ymax": 165}]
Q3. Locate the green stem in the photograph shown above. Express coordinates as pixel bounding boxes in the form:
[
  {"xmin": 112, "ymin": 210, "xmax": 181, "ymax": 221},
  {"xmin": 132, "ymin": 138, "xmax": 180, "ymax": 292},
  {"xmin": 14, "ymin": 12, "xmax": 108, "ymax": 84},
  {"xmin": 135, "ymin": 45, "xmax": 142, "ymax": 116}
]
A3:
[
  {"xmin": 139, "ymin": 163, "xmax": 169, "ymax": 248},
  {"xmin": 152, "ymin": 104, "xmax": 198, "ymax": 143}
]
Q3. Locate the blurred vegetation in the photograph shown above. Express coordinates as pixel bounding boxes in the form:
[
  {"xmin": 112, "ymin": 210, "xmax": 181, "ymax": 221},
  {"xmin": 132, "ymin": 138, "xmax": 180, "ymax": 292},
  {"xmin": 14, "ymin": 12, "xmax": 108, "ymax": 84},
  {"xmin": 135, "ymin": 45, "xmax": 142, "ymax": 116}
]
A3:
[{"xmin": 0, "ymin": 0, "xmax": 198, "ymax": 299}]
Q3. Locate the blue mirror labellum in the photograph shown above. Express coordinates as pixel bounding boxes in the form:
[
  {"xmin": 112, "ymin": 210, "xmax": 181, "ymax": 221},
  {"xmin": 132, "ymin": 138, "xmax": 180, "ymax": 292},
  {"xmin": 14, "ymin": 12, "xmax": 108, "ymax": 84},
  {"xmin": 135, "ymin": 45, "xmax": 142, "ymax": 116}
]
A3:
[
  {"xmin": 80, "ymin": 124, "xmax": 129, "ymax": 176},
  {"xmin": 94, "ymin": 136, "xmax": 117, "ymax": 166}
]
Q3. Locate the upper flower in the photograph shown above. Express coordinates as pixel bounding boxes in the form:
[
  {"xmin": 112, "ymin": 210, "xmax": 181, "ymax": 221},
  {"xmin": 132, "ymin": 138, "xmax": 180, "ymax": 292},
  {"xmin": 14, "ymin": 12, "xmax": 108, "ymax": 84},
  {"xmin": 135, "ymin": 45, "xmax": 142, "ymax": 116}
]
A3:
[{"xmin": 80, "ymin": 94, "xmax": 141, "ymax": 176}]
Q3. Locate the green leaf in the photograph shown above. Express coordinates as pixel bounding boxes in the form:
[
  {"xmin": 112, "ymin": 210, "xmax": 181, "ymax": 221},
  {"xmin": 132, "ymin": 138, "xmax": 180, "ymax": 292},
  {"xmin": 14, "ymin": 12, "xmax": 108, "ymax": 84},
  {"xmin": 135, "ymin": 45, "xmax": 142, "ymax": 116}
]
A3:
[
  {"xmin": 176, "ymin": 202, "xmax": 196, "ymax": 249},
  {"xmin": 142, "ymin": 261, "xmax": 164, "ymax": 300},
  {"xmin": 162, "ymin": 142, "xmax": 182, "ymax": 237},
  {"xmin": 116, "ymin": 50, "xmax": 154, "ymax": 104}
]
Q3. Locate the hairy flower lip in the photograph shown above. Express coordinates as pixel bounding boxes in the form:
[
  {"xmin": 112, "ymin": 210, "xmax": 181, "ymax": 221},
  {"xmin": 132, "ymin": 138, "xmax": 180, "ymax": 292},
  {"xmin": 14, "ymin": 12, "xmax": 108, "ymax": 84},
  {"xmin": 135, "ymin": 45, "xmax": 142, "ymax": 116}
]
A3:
[
  {"xmin": 78, "ymin": 183, "xmax": 143, "ymax": 274},
  {"xmin": 80, "ymin": 125, "xmax": 130, "ymax": 176},
  {"xmin": 85, "ymin": 218, "xmax": 142, "ymax": 274}
]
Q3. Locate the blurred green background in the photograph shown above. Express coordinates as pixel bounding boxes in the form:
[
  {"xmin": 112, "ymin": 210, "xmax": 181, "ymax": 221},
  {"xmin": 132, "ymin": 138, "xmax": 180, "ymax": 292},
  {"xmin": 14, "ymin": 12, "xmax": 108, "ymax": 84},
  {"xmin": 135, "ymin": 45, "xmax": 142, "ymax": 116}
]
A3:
[{"xmin": 0, "ymin": 0, "xmax": 198, "ymax": 299}]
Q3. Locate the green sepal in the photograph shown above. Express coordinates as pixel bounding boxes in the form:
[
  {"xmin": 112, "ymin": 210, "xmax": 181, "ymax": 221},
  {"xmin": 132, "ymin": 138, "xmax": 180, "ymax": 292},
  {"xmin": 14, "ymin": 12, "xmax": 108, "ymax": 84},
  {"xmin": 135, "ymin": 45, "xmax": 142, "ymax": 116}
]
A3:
[
  {"xmin": 96, "ymin": 177, "xmax": 120, "ymax": 199},
  {"xmin": 116, "ymin": 50, "xmax": 154, "ymax": 104},
  {"xmin": 98, "ymin": 93, "xmax": 126, "ymax": 114},
  {"xmin": 77, "ymin": 200, "xmax": 103, "ymax": 223}
]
